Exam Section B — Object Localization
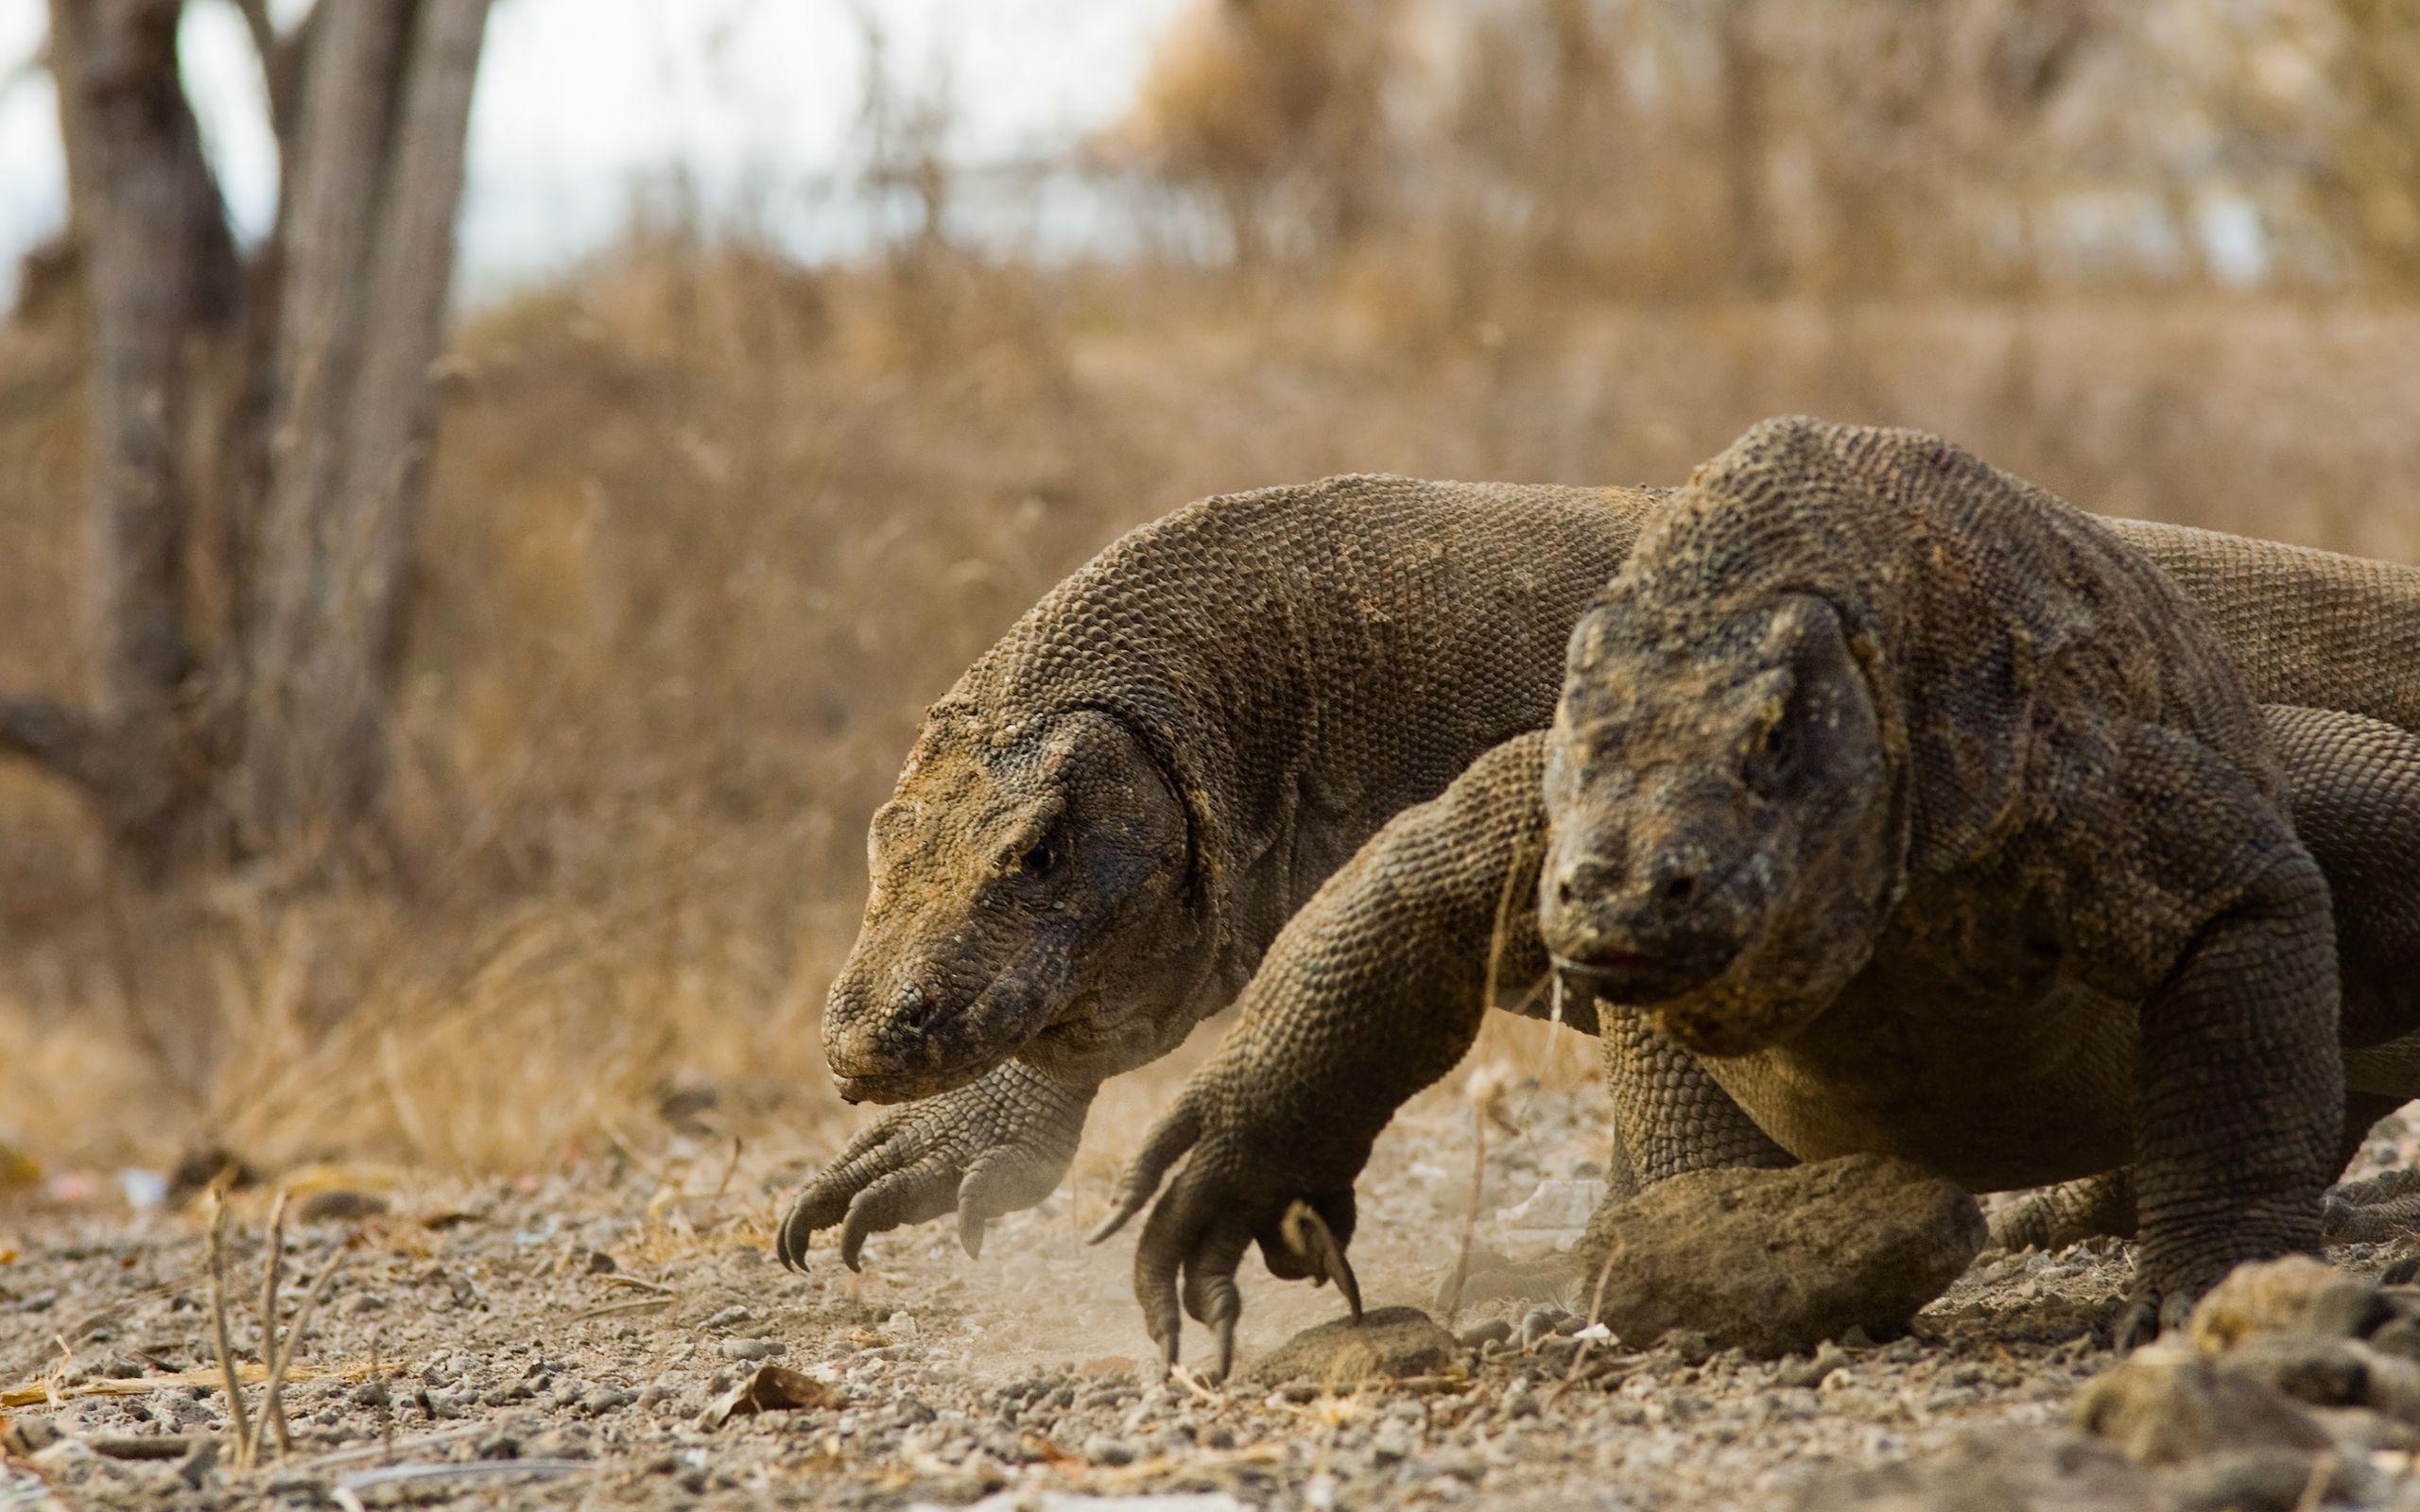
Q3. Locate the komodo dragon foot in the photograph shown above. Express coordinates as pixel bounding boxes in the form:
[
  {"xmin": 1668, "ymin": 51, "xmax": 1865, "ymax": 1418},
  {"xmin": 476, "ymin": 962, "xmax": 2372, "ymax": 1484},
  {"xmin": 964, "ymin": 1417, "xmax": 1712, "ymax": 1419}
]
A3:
[
  {"xmin": 777, "ymin": 1060, "xmax": 1093, "ymax": 1272},
  {"xmin": 2324, "ymin": 1170, "xmax": 2420, "ymax": 1247},
  {"xmin": 1087, "ymin": 1076, "xmax": 1367, "ymax": 1384}
]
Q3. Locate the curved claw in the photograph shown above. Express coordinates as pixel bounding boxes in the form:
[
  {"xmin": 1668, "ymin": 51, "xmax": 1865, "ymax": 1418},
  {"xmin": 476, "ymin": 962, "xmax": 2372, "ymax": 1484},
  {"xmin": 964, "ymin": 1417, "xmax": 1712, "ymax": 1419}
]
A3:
[
  {"xmin": 1090, "ymin": 1100, "xmax": 1204, "ymax": 1245},
  {"xmin": 1211, "ymin": 1314, "xmax": 1236, "ymax": 1384},
  {"xmin": 2110, "ymin": 1297, "xmax": 2161, "ymax": 1353},
  {"xmin": 777, "ymin": 1209, "xmax": 812, "ymax": 1272},
  {"xmin": 959, "ymin": 1204, "xmax": 989, "ymax": 1260},
  {"xmin": 1280, "ymin": 1199, "xmax": 1362, "ymax": 1322},
  {"xmin": 1088, "ymin": 1201, "xmax": 1143, "ymax": 1246}
]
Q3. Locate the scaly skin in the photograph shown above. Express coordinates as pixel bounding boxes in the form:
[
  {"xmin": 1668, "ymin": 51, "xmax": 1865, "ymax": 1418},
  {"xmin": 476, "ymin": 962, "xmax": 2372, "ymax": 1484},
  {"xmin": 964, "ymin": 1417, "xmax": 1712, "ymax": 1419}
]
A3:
[
  {"xmin": 789, "ymin": 460, "xmax": 2420, "ymax": 1275},
  {"xmin": 779, "ymin": 476, "xmax": 1654, "ymax": 1269},
  {"xmin": 1100, "ymin": 419, "xmax": 2395, "ymax": 1371},
  {"xmin": 1538, "ymin": 420, "xmax": 2339, "ymax": 1353},
  {"xmin": 1097, "ymin": 702, "xmax": 2420, "ymax": 1375}
]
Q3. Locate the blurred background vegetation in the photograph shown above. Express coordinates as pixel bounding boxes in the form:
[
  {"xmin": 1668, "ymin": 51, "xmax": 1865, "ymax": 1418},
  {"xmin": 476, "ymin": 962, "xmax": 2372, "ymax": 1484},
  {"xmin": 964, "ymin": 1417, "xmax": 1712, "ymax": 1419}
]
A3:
[{"xmin": 6, "ymin": 0, "xmax": 2420, "ymax": 1182}]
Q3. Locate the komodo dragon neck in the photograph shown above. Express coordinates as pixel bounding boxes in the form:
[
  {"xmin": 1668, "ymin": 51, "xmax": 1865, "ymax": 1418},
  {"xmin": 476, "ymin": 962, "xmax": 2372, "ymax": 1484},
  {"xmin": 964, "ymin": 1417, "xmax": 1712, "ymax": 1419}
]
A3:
[{"xmin": 955, "ymin": 474, "xmax": 1658, "ymax": 1057}]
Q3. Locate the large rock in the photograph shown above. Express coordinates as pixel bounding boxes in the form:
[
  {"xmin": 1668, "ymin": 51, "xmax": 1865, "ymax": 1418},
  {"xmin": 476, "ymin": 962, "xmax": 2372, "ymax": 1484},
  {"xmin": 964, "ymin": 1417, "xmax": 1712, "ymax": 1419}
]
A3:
[
  {"xmin": 1576, "ymin": 1153, "xmax": 1985, "ymax": 1358},
  {"xmin": 1246, "ymin": 1305, "xmax": 1458, "ymax": 1390}
]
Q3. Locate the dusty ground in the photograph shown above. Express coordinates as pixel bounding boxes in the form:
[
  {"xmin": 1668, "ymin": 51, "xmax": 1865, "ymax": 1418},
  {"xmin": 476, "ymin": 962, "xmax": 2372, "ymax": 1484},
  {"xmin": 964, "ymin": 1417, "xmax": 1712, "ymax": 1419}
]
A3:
[{"xmin": 1, "ymin": 1073, "xmax": 2412, "ymax": 1512}]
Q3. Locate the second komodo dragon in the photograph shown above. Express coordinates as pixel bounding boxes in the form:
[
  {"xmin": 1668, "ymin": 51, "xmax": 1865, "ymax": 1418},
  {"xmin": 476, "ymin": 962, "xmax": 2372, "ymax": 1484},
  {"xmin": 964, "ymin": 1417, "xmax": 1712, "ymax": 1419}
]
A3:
[
  {"xmin": 1096, "ymin": 418, "xmax": 2420, "ymax": 1375},
  {"xmin": 781, "ymin": 447, "xmax": 2420, "ymax": 1277}
]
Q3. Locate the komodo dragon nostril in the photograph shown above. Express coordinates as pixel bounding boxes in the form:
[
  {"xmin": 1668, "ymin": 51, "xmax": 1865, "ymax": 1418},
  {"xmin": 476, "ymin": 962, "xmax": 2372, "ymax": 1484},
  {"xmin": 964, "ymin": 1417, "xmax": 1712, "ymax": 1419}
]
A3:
[
  {"xmin": 896, "ymin": 981, "xmax": 937, "ymax": 1032},
  {"xmin": 1554, "ymin": 857, "xmax": 1620, "ymax": 910}
]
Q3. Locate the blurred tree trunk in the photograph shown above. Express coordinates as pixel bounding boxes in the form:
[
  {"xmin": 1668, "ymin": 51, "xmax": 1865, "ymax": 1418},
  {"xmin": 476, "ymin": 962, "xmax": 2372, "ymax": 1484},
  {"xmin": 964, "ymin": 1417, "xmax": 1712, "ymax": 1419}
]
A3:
[
  {"xmin": 1712, "ymin": 0, "xmax": 1783, "ymax": 295},
  {"xmin": 0, "ymin": 0, "xmax": 492, "ymax": 881}
]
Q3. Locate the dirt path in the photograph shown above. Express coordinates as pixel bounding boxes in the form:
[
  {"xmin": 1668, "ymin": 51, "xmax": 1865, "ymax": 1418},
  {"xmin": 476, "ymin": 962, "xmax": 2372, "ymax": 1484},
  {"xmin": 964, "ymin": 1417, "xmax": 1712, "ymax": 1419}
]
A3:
[{"xmin": 2, "ymin": 1078, "xmax": 2407, "ymax": 1511}]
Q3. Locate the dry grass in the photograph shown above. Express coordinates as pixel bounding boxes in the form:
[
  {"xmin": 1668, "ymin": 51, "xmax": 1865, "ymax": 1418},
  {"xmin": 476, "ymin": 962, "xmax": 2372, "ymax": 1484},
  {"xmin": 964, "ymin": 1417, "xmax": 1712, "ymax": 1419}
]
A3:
[{"xmin": 6, "ymin": 227, "xmax": 2420, "ymax": 1179}]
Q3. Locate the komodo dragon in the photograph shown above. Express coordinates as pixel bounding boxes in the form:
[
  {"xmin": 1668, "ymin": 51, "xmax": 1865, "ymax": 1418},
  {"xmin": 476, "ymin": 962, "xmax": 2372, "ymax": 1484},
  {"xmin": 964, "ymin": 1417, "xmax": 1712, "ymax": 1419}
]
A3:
[
  {"xmin": 1093, "ymin": 418, "xmax": 2420, "ymax": 1376},
  {"xmin": 780, "ymin": 458, "xmax": 2420, "ymax": 1276}
]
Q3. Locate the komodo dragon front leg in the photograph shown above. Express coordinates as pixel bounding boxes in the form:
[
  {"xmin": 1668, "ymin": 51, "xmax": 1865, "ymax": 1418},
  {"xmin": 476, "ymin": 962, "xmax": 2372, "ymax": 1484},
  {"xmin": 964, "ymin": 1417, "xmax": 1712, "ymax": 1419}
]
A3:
[
  {"xmin": 1097, "ymin": 693, "xmax": 2420, "ymax": 1374},
  {"xmin": 1996, "ymin": 704, "xmax": 2420, "ymax": 1254},
  {"xmin": 782, "ymin": 1061, "xmax": 1094, "ymax": 1267}
]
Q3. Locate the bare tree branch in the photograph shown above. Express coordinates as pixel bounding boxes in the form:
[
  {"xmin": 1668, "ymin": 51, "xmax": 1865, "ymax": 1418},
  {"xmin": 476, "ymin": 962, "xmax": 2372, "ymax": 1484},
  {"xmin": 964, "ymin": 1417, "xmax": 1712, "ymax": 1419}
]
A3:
[
  {"xmin": 0, "ymin": 696, "xmax": 110, "ymax": 796},
  {"xmin": 225, "ymin": 0, "xmax": 312, "ymax": 155}
]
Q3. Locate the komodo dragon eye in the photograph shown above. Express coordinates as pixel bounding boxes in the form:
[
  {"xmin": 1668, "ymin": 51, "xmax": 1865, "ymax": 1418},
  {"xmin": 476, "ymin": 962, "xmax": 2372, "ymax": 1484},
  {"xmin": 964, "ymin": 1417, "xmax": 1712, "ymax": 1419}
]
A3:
[
  {"xmin": 1756, "ymin": 714, "xmax": 1792, "ymax": 767},
  {"xmin": 1013, "ymin": 833, "xmax": 1064, "ymax": 882}
]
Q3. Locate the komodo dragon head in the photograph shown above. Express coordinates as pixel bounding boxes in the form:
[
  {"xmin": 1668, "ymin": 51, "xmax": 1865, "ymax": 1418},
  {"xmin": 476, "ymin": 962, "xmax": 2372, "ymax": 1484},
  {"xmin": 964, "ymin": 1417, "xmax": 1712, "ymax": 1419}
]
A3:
[
  {"xmin": 817, "ymin": 700, "xmax": 1203, "ymax": 1103},
  {"xmin": 1539, "ymin": 587, "xmax": 1900, "ymax": 1055},
  {"xmin": 1539, "ymin": 416, "xmax": 1916, "ymax": 1050}
]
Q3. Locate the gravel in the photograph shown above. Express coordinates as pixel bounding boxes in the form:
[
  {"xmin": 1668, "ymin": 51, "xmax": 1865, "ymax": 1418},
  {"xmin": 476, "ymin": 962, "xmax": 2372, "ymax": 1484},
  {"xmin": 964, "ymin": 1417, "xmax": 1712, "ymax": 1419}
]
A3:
[{"xmin": 1, "ymin": 1090, "xmax": 2411, "ymax": 1508}]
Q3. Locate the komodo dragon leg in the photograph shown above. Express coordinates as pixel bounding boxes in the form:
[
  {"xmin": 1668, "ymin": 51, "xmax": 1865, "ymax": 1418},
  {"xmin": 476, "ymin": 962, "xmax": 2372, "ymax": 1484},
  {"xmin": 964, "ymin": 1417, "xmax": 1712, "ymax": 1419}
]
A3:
[
  {"xmin": 1092, "ymin": 734, "xmax": 1561, "ymax": 1379},
  {"xmin": 777, "ymin": 1061, "xmax": 1093, "ymax": 1268},
  {"xmin": 1993, "ymin": 704, "xmax": 2420, "ymax": 1255}
]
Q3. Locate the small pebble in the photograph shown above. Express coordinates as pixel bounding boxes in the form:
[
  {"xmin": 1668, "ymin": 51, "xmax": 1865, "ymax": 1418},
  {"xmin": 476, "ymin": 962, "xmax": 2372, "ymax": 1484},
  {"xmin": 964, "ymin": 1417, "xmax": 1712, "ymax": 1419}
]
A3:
[{"xmin": 719, "ymin": 1339, "xmax": 782, "ymax": 1362}]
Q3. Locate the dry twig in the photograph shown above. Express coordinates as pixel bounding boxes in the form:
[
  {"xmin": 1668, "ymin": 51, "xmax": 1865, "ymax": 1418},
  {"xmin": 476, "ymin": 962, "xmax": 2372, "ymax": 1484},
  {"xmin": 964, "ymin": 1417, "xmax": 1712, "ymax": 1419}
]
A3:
[
  {"xmin": 257, "ymin": 1190, "xmax": 293, "ymax": 1456},
  {"xmin": 244, "ymin": 1246, "xmax": 346, "ymax": 1465},
  {"xmin": 203, "ymin": 1194, "xmax": 255, "ymax": 1461}
]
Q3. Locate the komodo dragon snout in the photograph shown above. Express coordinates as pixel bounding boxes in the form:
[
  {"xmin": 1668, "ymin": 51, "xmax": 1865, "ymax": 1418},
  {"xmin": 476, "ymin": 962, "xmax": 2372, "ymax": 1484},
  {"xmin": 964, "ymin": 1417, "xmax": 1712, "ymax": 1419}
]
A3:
[
  {"xmin": 1539, "ymin": 591, "xmax": 1897, "ymax": 1056},
  {"xmin": 820, "ymin": 706, "xmax": 1197, "ymax": 1104}
]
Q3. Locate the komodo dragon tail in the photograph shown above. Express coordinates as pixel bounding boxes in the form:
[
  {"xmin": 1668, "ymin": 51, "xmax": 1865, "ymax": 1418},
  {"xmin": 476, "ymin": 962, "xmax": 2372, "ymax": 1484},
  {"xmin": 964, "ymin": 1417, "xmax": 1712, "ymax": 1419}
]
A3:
[{"xmin": 2117, "ymin": 520, "xmax": 2420, "ymax": 735}]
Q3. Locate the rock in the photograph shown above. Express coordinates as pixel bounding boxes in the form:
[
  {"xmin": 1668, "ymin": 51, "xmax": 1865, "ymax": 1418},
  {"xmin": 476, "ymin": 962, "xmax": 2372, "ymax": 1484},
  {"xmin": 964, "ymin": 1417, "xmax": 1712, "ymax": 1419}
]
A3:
[
  {"xmin": 2166, "ymin": 1449, "xmax": 2381, "ymax": 1512},
  {"xmin": 297, "ymin": 1189, "xmax": 389, "ymax": 1222},
  {"xmin": 718, "ymin": 1338, "xmax": 782, "ymax": 1362},
  {"xmin": 2217, "ymin": 1330, "xmax": 2420, "ymax": 1416},
  {"xmin": 1789, "ymin": 1428, "xmax": 2168, "ymax": 1511},
  {"xmin": 2072, "ymin": 1341, "xmax": 2333, "ymax": 1466},
  {"xmin": 1576, "ymin": 1154, "xmax": 1985, "ymax": 1358},
  {"xmin": 3, "ymin": 1420, "xmax": 60, "ymax": 1456},
  {"xmin": 1081, "ymin": 1435, "xmax": 1136, "ymax": 1467},
  {"xmin": 2369, "ymin": 1312, "xmax": 2420, "ymax": 1361},
  {"xmin": 1777, "ymin": 1341, "xmax": 1851, "ymax": 1390},
  {"xmin": 1516, "ymin": 1307, "xmax": 1567, "ymax": 1349},
  {"xmin": 1245, "ymin": 1306, "xmax": 1459, "ymax": 1390},
  {"xmin": 1454, "ymin": 1319, "xmax": 1512, "ymax": 1349},
  {"xmin": 936, "ymin": 1495, "xmax": 1249, "ymax": 1512},
  {"xmin": 2187, "ymin": 1257, "xmax": 2390, "ymax": 1351}
]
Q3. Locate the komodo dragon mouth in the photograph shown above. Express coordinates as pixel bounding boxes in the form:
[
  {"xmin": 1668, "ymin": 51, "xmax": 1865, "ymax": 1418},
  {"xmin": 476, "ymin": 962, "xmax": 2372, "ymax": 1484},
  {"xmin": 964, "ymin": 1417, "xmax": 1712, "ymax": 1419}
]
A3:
[
  {"xmin": 824, "ymin": 949, "xmax": 1072, "ymax": 1105},
  {"xmin": 1550, "ymin": 944, "xmax": 1742, "ymax": 1007}
]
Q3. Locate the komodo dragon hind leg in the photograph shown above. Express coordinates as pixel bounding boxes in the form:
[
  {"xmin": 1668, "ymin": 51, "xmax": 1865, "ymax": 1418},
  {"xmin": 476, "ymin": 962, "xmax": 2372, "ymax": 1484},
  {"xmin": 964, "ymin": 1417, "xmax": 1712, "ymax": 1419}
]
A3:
[
  {"xmin": 1987, "ymin": 1092, "xmax": 2420, "ymax": 1253},
  {"xmin": 1987, "ymin": 1170, "xmax": 2137, "ymax": 1255}
]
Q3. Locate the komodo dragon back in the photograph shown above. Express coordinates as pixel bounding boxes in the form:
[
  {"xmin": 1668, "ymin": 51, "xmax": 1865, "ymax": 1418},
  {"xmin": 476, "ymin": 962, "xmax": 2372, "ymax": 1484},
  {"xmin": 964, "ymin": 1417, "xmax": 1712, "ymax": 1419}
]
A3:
[{"xmin": 2118, "ymin": 520, "xmax": 2420, "ymax": 733}]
